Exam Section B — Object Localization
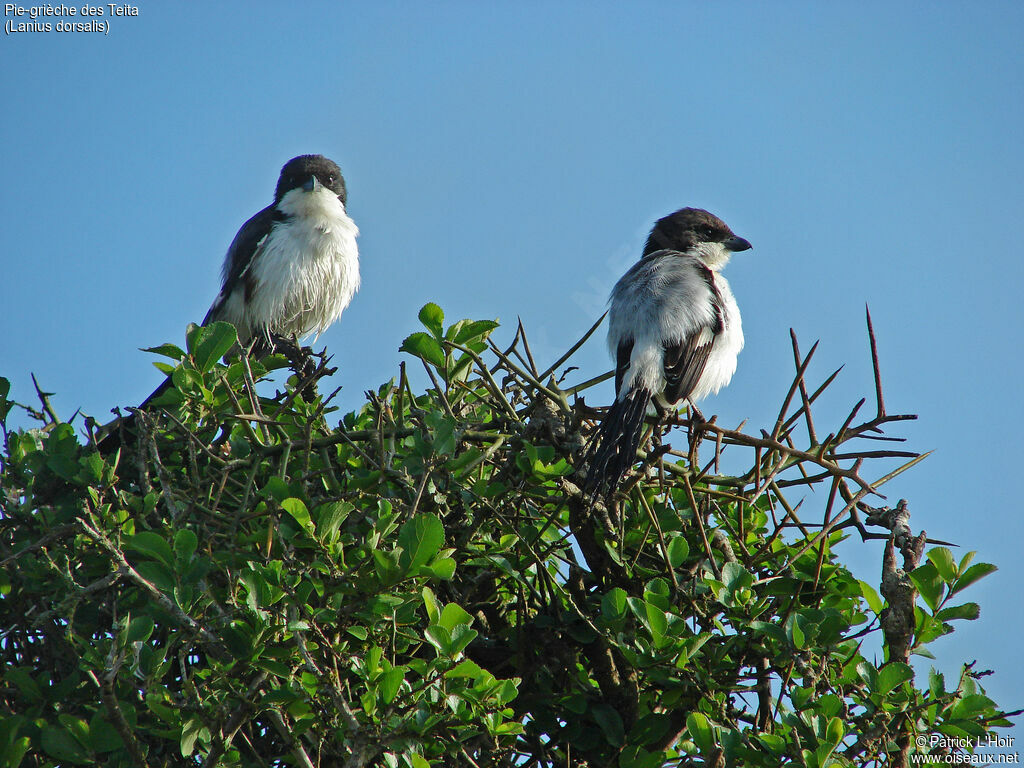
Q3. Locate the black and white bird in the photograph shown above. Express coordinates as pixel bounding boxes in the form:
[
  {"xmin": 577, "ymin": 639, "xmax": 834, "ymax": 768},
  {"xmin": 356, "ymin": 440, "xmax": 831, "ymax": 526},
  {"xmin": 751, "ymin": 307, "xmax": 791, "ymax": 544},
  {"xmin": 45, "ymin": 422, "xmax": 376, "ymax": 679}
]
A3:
[
  {"xmin": 583, "ymin": 207, "xmax": 751, "ymax": 499},
  {"xmin": 204, "ymin": 153, "xmax": 360, "ymax": 351},
  {"xmin": 97, "ymin": 154, "xmax": 359, "ymax": 449}
]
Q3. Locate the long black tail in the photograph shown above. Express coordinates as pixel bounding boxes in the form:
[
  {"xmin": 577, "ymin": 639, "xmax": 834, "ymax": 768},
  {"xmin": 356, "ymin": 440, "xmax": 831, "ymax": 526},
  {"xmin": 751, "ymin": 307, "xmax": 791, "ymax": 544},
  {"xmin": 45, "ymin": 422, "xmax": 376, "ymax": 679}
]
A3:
[
  {"xmin": 95, "ymin": 334, "xmax": 313, "ymax": 453},
  {"xmin": 582, "ymin": 387, "xmax": 651, "ymax": 500},
  {"xmin": 95, "ymin": 376, "xmax": 176, "ymax": 453}
]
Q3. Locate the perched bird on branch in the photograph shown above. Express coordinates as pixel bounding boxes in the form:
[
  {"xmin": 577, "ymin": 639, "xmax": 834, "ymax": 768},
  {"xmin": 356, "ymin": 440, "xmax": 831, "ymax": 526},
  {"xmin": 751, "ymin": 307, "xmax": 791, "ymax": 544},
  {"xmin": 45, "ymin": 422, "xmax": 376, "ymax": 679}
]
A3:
[
  {"xmin": 583, "ymin": 207, "xmax": 751, "ymax": 500},
  {"xmin": 97, "ymin": 154, "xmax": 360, "ymax": 450},
  {"xmin": 205, "ymin": 154, "xmax": 360, "ymax": 352}
]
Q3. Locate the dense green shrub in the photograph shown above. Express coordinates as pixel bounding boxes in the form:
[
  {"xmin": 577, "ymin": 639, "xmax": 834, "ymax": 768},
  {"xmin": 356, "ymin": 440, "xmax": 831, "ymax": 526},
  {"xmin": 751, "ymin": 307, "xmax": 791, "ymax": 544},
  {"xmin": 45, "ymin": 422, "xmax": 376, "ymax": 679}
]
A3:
[{"xmin": 0, "ymin": 306, "xmax": 1012, "ymax": 767}]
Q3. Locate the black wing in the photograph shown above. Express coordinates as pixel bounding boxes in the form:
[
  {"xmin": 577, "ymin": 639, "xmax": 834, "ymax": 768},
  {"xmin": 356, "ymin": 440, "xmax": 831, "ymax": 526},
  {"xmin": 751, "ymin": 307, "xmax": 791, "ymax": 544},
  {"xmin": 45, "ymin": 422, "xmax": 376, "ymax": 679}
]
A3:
[
  {"xmin": 661, "ymin": 264, "xmax": 725, "ymax": 405},
  {"xmin": 202, "ymin": 205, "xmax": 281, "ymax": 325},
  {"xmin": 614, "ymin": 338, "xmax": 634, "ymax": 397}
]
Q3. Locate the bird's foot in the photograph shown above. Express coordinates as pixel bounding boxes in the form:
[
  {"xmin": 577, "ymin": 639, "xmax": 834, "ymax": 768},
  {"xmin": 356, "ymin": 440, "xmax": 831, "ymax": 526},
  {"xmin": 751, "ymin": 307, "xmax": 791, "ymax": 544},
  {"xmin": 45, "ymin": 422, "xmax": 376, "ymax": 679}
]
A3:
[{"xmin": 687, "ymin": 403, "xmax": 707, "ymax": 456}]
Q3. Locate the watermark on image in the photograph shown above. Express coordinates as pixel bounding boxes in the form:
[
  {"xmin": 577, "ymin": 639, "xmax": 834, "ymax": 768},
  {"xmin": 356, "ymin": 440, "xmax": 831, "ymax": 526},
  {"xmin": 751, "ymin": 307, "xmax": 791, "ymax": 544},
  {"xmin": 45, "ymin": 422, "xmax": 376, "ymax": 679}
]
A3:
[
  {"xmin": 4, "ymin": 4, "xmax": 139, "ymax": 36},
  {"xmin": 912, "ymin": 734, "xmax": 1019, "ymax": 765}
]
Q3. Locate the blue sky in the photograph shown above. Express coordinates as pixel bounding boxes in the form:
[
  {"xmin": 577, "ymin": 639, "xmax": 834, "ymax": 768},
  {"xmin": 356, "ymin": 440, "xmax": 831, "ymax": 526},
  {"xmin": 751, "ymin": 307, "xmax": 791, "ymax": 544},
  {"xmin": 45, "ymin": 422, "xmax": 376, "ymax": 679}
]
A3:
[{"xmin": 3, "ymin": 2, "xmax": 1022, "ymax": 714}]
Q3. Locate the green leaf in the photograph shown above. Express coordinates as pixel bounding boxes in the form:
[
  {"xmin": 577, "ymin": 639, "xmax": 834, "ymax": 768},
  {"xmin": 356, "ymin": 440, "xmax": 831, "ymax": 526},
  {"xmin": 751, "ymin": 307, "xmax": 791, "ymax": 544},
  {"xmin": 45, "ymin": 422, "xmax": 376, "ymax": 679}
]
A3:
[
  {"xmin": 439, "ymin": 602, "xmax": 473, "ymax": 632},
  {"xmin": 171, "ymin": 366, "xmax": 203, "ymax": 396},
  {"xmin": 189, "ymin": 321, "xmax": 237, "ymax": 372},
  {"xmin": 0, "ymin": 377, "xmax": 10, "ymax": 421},
  {"xmin": 373, "ymin": 550, "xmax": 402, "ymax": 584},
  {"xmin": 419, "ymin": 303, "xmax": 445, "ymax": 339},
  {"xmin": 6, "ymin": 735, "xmax": 31, "ymax": 767},
  {"xmin": 424, "ymin": 625, "xmax": 452, "ymax": 656},
  {"xmin": 758, "ymin": 733, "xmax": 787, "ymax": 755},
  {"xmin": 398, "ymin": 513, "xmax": 444, "ymax": 572},
  {"xmin": 316, "ymin": 501, "xmax": 351, "ymax": 544},
  {"xmin": 379, "ymin": 666, "xmax": 405, "ymax": 703},
  {"xmin": 281, "ymin": 498, "xmax": 314, "ymax": 536},
  {"xmin": 686, "ymin": 712, "xmax": 716, "ymax": 754},
  {"xmin": 876, "ymin": 663, "xmax": 913, "ymax": 694},
  {"xmin": 665, "ymin": 535, "xmax": 689, "ymax": 567},
  {"xmin": 76, "ymin": 451, "xmax": 106, "ymax": 485},
  {"xmin": 493, "ymin": 679, "xmax": 519, "ymax": 706},
  {"xmin": 41, "ymin": 724, "xmax": 90, "ymax": 764},
  {"xmin": 422, "ymin": 587, "xmax": 441, "ymax": 624},
  {"xmin": 927, "ymin": 547, "xmax": 957, "ymax": 582},
  {"xmin": 253, "ymin": 659, "xmax": 291, "ymax": 678},
  {"xmin": 857, "ymin": 580, "xmax": 883, "ymax": 614},
  {"xmin": 950, "ymin": 562, "xmax": 998, "ymax": 596},
  {"xmin": 950, "ymin": 693, "xmax": 997, "ymax": 719},
  {"xmin": 180, "ymin": 717, "xmax": 208, "ymax": 757},
  {"xmin": 124, "ymin": 615, "xmax": 155, "ymax": 645},
  {"xmin": 644, "ymin": 577, "xmax": 670, "ymax": 604},
  {"xmin": 676, "ymin": 633, "xmax": 712, "ymax": 669},
  {"xmin": 592, "ymin": 703, "xmax": 625, "ymax": 747},
  {"xmin": 448, "ymin": 624, "xmax": 478, "ymax": 656},
  {"xmin": 749, "ymin": 620, "xmax": 787, "ymax": 645},
  {"xmin": 824, "ymin": 716, "xmax": 844, "ymax": 750},
  {"xmin": 722, "ymin": 561, "xmax": 752, "ymax": 591},
  {"xmin": 262, "ymin": 476, "xmax": 294, "ymax": 502},
  {"xmin": 142, "ymin": 343, "xmax": 187, "ymax": 360},
  {"xmin": 57, "ymin": 716, "xmax": 90, "ymax": 752},
  {"xmin": 88, "ymin": 712, "xmax": 124, "ymax": 753},
  {"xmin": 400, "ymin": 332, "xmax": 446, "ymax": 369},
  {"xmin": 787, "ymin": 614, "xmax": 806, "ymax": 649},
  {"xmin": 146, "ymin": 376, "xmax": 184, "ymax": 406},
  {"xmin": 602, "ymin": 588, "xmax": 628, "ymax": 620},
  {"xmin": 125, "ymin": 532, "xmax": 174, "ymax": 567},
  {"xmin": 856, "ymin": 663, "xmax": 880, "ymax": 692},
  {"xmin": 935, "ymin": 602, "xmax": 981, "ymax": 622},
  {"xmin": 446, "ymin": 659, "xmax": 484, "ymax": 679},
  {"xmin": 449, "ymin": 319, "xmax": 499, "ymax": 345},
  {"xmin": 423, "ymin": 557, "xmax": 456, "ymax": 580},
  {"xmin": 424, "ymin": 411, "xmax": 458, "ymax": 457},
  {"xmin": 627, "ymin": 598, "xmax": 667, "ymax": 646},
  {"xmin": 173, "ymin": 529, "xmax": 198, "ymax": 563},
  {"xmin": 909, "ymin": 563, "xmax": 943, "ymax": 611}
]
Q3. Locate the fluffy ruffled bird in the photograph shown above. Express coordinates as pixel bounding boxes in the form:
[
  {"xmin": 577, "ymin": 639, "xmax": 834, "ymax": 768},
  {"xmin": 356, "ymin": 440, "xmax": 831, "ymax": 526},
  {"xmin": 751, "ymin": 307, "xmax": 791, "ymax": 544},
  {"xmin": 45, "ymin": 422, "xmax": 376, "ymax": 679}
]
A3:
[
  {"xmin": 204, "ymin": 154, "xmax": 359, "ymax": 351},
  {"xmin": 97, "ymin": 154, "xmax": 359, "ymax": 450},
  {"xmin": 583, "ymin": 207, "xmax": 751, "ymax": 500}
]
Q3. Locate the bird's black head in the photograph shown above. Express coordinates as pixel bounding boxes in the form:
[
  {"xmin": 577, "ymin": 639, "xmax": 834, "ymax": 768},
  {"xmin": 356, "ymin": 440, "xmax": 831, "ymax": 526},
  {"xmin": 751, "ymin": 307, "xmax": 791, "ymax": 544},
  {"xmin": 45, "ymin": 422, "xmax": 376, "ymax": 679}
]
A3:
[
  {"xmin": 643, "ymin": 207, "xmax": 751, "ymax": 257},
  {"xmin": 275, "ymin": 154, "xmax": 347, "ymax": 205}
]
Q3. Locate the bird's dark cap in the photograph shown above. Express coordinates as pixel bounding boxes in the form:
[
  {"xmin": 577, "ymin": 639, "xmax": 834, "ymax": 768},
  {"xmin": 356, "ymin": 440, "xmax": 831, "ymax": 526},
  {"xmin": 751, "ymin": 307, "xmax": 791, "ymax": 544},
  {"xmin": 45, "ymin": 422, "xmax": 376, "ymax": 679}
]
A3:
[
  {"xmin": 275, "ymin": 154, "xmax": 347, "ymax": 205},
  {"xmin": 643, "ymin": 207, "xmax": 749, "ymax": 256}
]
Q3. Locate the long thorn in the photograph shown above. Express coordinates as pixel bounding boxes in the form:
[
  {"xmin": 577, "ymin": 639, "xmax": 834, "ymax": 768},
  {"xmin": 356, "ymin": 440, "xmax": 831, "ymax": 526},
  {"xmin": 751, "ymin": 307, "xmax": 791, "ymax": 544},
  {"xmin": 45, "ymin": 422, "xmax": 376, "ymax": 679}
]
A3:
[
  {"xmin": 771, "ymin": 336, "xmax": 819, "ymax": 440},
  {"xmin": 539, "ymin": 310, "xmax": 608, "ymax": 381},
  {"xmin": 866, "ymin": 305, "xmax": 886, "ymax": 418}
]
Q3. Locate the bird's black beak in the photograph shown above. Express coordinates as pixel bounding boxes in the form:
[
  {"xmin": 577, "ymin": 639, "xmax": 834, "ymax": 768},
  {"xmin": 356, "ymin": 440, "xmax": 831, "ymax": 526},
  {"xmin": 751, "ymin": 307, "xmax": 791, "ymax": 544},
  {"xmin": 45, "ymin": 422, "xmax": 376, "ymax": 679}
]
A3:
[
  {"xmin": 302, "ymin": 176, "xmax": 321, "ymax": 193},
  {"xmin": 724, "ymin": 236, "xmax": 752, "ymax": 252}
]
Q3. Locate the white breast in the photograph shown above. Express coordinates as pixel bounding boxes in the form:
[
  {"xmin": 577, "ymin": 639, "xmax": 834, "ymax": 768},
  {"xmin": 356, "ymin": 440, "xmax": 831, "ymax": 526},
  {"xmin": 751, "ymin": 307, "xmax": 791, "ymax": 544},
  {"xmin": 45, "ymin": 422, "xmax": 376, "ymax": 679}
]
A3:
[
  {"xmin": 607, "ymin": 249, "xmax": 743, "ymax": 403},
  {"xmin": 243, "ymin": 187, "xmax": 360, "ymax": 343}
]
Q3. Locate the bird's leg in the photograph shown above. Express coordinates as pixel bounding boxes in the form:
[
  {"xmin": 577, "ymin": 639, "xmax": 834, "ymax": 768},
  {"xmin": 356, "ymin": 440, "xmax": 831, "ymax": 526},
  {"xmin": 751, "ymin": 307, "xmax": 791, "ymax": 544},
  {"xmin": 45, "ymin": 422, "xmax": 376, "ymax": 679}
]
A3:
[
  {"xmin": 649, "ymin": 401, "xmax": 673, "ymax": 455},
  {"xmin": 253, "ymin": 332, "xmax": 320, "ymax": 400},
  {"xmin": 646, "ymin": 401, "xmax": 675, "ymax": 494},
  {"xmin": 283, "ymin": 335, "xmax": 319, "ymax": 396},
  {"xmin": 687, "ymin": 402, "xmax": 706, "ymax": 463}
]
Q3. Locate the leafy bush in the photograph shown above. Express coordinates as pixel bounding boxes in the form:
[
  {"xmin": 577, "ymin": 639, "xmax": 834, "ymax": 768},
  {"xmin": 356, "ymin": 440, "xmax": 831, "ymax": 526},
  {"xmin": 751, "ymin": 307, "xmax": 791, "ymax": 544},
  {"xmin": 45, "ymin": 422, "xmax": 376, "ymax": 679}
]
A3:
[{"xmin": 0, "ymin": 306, "xmax": 1013, "ymax": 767}]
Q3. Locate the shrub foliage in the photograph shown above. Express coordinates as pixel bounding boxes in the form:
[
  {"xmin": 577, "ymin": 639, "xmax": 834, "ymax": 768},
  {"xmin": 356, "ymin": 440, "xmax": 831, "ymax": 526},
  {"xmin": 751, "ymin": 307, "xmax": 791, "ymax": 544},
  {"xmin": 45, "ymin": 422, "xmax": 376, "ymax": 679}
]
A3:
[{"xmin": 0, "ymin": 306, "xmax": 1014, "ymax": 767}]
